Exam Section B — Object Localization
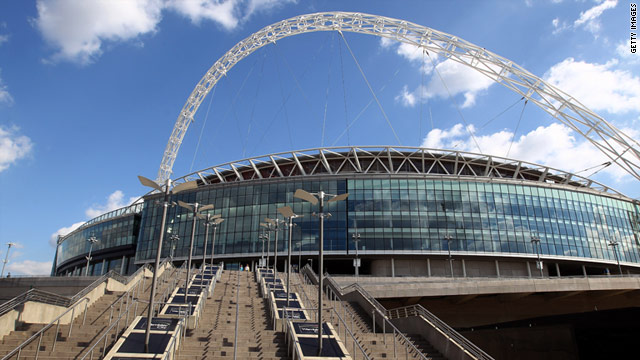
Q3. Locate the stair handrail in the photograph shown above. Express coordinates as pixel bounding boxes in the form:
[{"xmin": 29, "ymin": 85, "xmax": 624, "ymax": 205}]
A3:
[
  {"xmin": 1, "ymin": 296, "xmax": 91, "ymax": 360},
  {"xmin": 0, "ymin": 263, "xmax": 154, "ymax": 318},
  {"xmin": 233, "ymin": 271, "xmax": 241, "ymax": 360},
  {"xmin": 301, "ymin": 265, "xmax": 430, "ymax": 360},
  {"xmin": 324, "ymin": 275, "xmax": 429, "ymax": 360},
  {"xmin": 388, "ymin": 304, "xmax": 494, "ymax": 360}
]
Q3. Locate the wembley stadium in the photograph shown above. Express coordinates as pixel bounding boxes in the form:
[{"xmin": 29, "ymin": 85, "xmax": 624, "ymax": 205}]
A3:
[{"xmin": 53, "ymin": 146, "xmax": 640, "ymax": 278}]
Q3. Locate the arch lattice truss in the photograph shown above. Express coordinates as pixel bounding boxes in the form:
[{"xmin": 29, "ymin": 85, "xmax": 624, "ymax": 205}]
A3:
[{"xmin": 158, "ymin": 12, "xmax": 640, "ymax": 183}]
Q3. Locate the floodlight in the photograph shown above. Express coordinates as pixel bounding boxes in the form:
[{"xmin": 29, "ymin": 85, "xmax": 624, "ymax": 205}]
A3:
[
  {"xmin": 178, "ymin": 200, "xmax": 193, "ymax": 211},
  {"xmin": 214, "ymin": 218, "xmax": 225, "ymax": 225},
  {"xmin": 328, "ymin": 193, "xmax": 349, "ymax": 203},
  {"xmin": 199, "ymin": 204, "xmax": 214, "ymax": 212},
  {"xmin": 172, "ymin": 180, "xmax": 198, "ymax": 194},
  {"xmin": 138, "ymin": 175, "xmax": 163, "ymax": 192},
  {"xmin": 294, "ymin": 189, "xmax": 318, "ymax": 205},
  {"xmin": 265, "ymin": 217, "xmax": 276, "ymax": 225},
  {"xmin": 277, "ymin": 206, "xmax": 295, "ymax": 218}
]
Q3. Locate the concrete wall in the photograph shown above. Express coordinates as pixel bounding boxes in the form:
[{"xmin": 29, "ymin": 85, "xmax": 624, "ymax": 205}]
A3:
[
  {"xmin": 391, "ymin": 315, "xmax": 476, "ymax": 360},
  {"xmin": 370, "ymin": 258, "xmax": 545, "ymax": 279},
  {"xmin": 0, "ymin": 277, "xmax": 97, "ymax": 302},
  {"xmin": 0, "ymin": 310, "xmax": 19, "ymax": 339}
]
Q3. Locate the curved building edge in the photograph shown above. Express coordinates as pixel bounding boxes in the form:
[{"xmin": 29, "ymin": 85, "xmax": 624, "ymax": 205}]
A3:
[{"xmin": 53, "ymin": 146, "xmax": 640, "ymax": 278}]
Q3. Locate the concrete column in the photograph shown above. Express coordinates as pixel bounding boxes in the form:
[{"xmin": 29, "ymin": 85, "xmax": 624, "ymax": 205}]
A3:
[
  {"xmin": 391, "ymin": 258, "xmax": 395, "ymax": 277},
  {"xmin": 461, "ymin": 259, "xmax": 467, "ymax": 278},
  {"xmin": 555, "ymin": 263, "xmax": 561, "ymax": 277},
  {"xmin": 526, "ymin": 262, "xmax": 532, "ymax": 278},
  {"xmin": 427, "ymin": 258, "xmax": 431, "ymax": 277},
  {"xmin": 582, "ymin": 265, "xmax": 587, "ymax": 277},
  {"xmin": 120, "ymin": 255, "xmax": 126, "ymax": 274},
  {"xmin": 495, "ymin": 260, "xmax": 500, "ymax": 278},
  {"xmin": 101, "ymin": 259, "xmax": 106, "ymax": 275}
]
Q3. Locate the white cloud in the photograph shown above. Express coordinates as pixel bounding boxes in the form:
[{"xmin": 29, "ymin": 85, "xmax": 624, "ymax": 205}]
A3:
[
  {"xmin": 6, "ymin": 260, "xmax": 53, "ymax": 276},
  {"xmin": 398, "ymin": 59, "xmax": 497, "ymax": 108},
  {"xmin": 0, "ymin": 34, "xmax": 8, "ymax": 45},
  {"xmin": 544, "ymin": 57, "xmax": 640, "ymax": 114},
  {"xmin": 383, "ymin": 40, "xmax": 498, "ymax": 108},
  {"xmin": 50, "ymin": 190, "xmax": 140, "ymax": 247},
  {"xmin": 574, "ymin": 0, "xmax": 617, "ymax": 35},
  {"xmin": 49, "ymin": 221, "xmax": 85, "ymax": 247},
  {"xmin": 0, "ymin": 126, "xmax": 33, "ymax": 172},
  {"xmin": 35, "ymin": 0, "xmax": 164, "ymax": 64},
  {"xmin": 420, "ymin": 122, "xmax": 633, "ymax": 181},
  {"xmin": 85, "ymin": 190, "xmax": 140, "ymax": 218},
  {"xmin": 35, "ymin": 0, "xmax": 297, "ymax": 64}
]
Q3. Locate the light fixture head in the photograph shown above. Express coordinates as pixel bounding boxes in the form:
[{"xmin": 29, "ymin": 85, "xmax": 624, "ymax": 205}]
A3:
[
  {"xmin": 178, "ymin": 200, "xmax": 194, "ymax": 212},
  {"xmin": 138, "ymin": 175, "xmax": 163, "ymax": 192},
  {"xmin": 294, "ymin": 189, "xmax": 318, "ymax": 205},
  {"xmin": 328, "ymin": 193, "xmax": 349, "ymax": 203},
  {"xmin": 172, "ymin": 180, "xmax": 198, "ymax": 194}
]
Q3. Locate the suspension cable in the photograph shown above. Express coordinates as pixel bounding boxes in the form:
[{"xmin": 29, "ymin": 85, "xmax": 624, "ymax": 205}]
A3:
[
  {"xmin": 339, "ymin": 31, "xmax": 402, "ymax": 145},
  {"xmin": 338, "ymin": 34, "xmax": 350, "ymax": 146},
  {"xmin": 242, "ymin": 52, "xmax": 267, "ymax": 158},
  {"xmin": 506, "ymin": 100, "xmax": 528, "ymax": 158},
  {"xmin": 274, "ymin": 46, "xmax": 294, "ymax": 149},
  {"xmin": 420, "ymin": 50, "xmax": 425, "ymax": 144},
  {"xmin": 330, "ymin": 66, "xmax": 402, "ymax": 146},
  {"xmin": 479, "ymin": 96, "xmax": 525, "ymax": 130},
  {"xmin": 321, "ymin": 34, "xmax": 335, "ymax": 147},
  {"xmin": 425, "ymin": 50, "xmax": 482, "ymax": 153},
  {"xmin": 189, "ymin": 84, "xmax": 216, "ymax": 172},
  {"xmin": 248, "ymin": 33, "xmax": 333, "ymax": 156}
]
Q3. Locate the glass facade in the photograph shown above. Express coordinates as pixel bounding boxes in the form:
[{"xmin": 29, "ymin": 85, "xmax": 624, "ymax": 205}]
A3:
[
  {"xmin": 136, "ymin": 179, "xmax": 347, "ymax": 262},
  {"xmin": 135, "ymin": 176, "xmax": 640, "ymax": 266},
  {"xmin": 56, "ymin": 213, "xmax": 141, "ymax": 275}
]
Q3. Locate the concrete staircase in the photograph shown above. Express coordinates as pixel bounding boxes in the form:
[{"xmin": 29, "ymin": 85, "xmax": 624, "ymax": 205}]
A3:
[
  {"xmin": 0, "ymin": 268, "xmax": 181, "ymax": 359},
  {"xmin": 293, "ymin": 274, "xmax": 446, "ymax": 360},
  {"xmin": 177, "ymin": 270, "xmax": 289, "ymax": 360}
]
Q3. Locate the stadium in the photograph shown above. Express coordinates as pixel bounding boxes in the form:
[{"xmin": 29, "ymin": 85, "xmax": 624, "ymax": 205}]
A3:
[
  {"xmin": 54, "ymin": 146, "xmax": 640, "ymax": 279},
  {"xmin": 41, "ymin": 12, "xmax": 640, "ymax": 359}
]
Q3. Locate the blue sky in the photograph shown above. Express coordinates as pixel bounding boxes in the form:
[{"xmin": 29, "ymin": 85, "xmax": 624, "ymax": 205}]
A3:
[{"xmin": 0, "ymin": 0, "xmax": 638, "ymax": 274}]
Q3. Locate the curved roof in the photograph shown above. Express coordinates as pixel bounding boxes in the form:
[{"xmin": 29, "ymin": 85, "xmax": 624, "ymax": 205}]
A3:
[{"xmin": 172, "ymin": 146, "xmax": 629, "ymax": 199}]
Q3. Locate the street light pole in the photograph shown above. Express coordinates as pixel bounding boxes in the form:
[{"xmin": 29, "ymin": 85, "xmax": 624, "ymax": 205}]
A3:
[
  {"xmin": 278, "ymin": 206, "xmax": 302, "ymax": 309},
  {"xmin": 608, "ymin": 240, "xmax": 623, "ymax": 275},
  {"xmin": 1, "ymin": 242, "xmax": 17, "ymax": 277},
  {"xmin": 84, "ymin": 236, "xmax": 98, "ymax": 276},
  {"xmin": 352, "ymin": 230, "xmax": 361, "ymax": 281},
  {"xmin": 178, "ymin": 201, "xmax": 213, "ymax": 293},
  {"xmin": 444, "ymin": 234, "xmax": 454, "ymax": 278},
  {"xmin": 169, "ymin": 234, "xmax": 179, "ymax": 261},
  {"xmin": 294, "ymin": 188, "xmax": 348, "ymax": 356},
  {"xmin": 209, "ymin": 218, "xmax": 224, "ymax": 268},
  {"xmin": 138, "ymin": 175, "xmax": 197, "ymax": 353},
  {"xmin": 531, "ymin": 235, "xmax": 543, "ymax": 278}
]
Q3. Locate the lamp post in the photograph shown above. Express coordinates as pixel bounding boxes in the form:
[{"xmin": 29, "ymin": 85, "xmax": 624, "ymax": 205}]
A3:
[
  {"xmin": 84, "ymin": 236, "xmax": 98, "ymax": 276},
  {"xmin": 137, "ymin": 175, "xmax": 197, "ymax": 353},
  {"xmin": 209, "ymin": 218, "xmax": 224, "ymax": 269},
  {"xmin": 264, "ymin": 217, "xmax": 285, "ymax": 274},
  {"xmin": 278, "ymin": 206, "xmax": 302, "ymax": 309},
  {"xmin": 608, "ymin": 240, "xmax": 623, "ymax": 275},
  {"xmin": 178, "ymin": 201, "xmax": 213, "ymax": 292},
  {"xmin": 1, "ymin": 242, "xmax": 17, "ymax": 277},
  {"xmin": 169, "ymin": 234, "xmax": 179, "ymax": 260},
  {"xmin": 352, "ymin": 229, "xmax": 361, "ymax": 281},
  {"xmin": 259, "ymin": 231, "xmax": 270, "ymax": 269},
  {"xmin": 198, "ymin": 213, "xmax": 222, "ymax": 270},
  {"xmin": 294, "ymin": 188, "xmax": 348, "ymax": 356},
  {"xmin": 530, "ymin": 234, "xmax": 543, "ymax": 278},
  {"xmin": 444, "ymin": 234, "xmax": 454, "ymax": 278}
]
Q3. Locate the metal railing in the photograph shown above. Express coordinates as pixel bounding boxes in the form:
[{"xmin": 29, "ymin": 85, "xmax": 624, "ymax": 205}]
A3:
[
  {"xmin": 388, "ymin": 305, "xmax": 494, "ymax": 360},
  {"xmin": 0, "ymin": 263, "xmax": 154, "ymax": 318},
  {"xmin": 1, "ymin": 297, "xmax": 91, "ymax": 360},
  {"xmin": 233, "ymin": 271, "xmax": 241, "ymax": 360},
  {"xmin": 302, "ymin": 265, "xmax": 430, "ymax": 360}
]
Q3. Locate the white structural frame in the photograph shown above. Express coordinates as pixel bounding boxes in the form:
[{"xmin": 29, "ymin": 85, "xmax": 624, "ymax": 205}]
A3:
[{"xmin": 157, "ymin": 12, "xmax": 640, "ymax": 183}]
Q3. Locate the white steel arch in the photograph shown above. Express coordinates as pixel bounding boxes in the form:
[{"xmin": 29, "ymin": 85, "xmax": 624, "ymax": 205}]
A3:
[{"xmin": 157, "ymin": 12, "xmax": 640, "ymax": 183}]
